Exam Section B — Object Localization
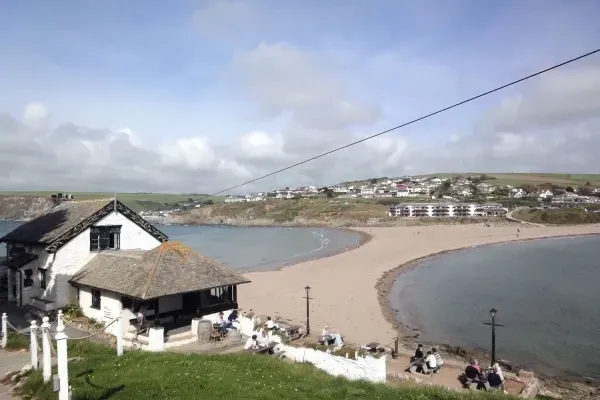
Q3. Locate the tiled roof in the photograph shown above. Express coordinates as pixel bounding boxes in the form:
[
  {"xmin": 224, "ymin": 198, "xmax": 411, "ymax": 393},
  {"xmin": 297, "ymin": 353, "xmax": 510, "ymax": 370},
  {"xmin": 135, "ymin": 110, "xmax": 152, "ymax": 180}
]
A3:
[{"xmin": 70, "ymin": 242, "xmax": 251, "ymax": 299}]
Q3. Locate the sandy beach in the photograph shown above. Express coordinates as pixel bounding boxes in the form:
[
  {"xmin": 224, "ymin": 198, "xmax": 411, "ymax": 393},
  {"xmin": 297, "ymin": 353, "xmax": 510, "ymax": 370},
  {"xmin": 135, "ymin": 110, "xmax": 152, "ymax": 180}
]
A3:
[{"xmin": 239, "ymin": 223, "xmax": 600, "ymax": 347}]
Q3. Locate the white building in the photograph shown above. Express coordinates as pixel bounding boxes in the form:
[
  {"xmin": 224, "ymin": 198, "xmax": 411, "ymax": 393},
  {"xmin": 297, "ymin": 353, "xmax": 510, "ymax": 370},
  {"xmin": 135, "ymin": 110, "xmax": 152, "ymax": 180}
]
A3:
[
  {"xmin": 389, "ymin": 203, "xmax": 506, "ymax": 218},
  {"xmin": 1, "ymin": 198, "xmax": 249, "ymax": 343}
]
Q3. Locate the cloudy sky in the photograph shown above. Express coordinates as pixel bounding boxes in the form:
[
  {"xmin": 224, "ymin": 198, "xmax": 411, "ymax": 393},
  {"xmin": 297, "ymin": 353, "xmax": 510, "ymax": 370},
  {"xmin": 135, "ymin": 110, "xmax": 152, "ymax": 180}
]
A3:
[{"xmin": 1, "ymin": 0, "xmax": 599, "ymax": 194}]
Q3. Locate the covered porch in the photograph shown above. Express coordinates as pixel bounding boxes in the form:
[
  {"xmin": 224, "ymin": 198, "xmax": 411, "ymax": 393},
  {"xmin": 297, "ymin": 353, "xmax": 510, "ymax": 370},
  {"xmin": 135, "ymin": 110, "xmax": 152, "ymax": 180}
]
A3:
[
  {"xmin": 122, "ymin": 285, "xmax": 240, "ymax": 335},
  {"xmin": 69, "ymin": 242, "xmax": 251, "ymax": 349}
]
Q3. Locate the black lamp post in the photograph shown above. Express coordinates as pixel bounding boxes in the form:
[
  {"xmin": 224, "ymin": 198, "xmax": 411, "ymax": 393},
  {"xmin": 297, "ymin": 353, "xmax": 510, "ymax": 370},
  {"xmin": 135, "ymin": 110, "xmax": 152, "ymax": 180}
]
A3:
[
  {"xmin": 483, "ymin": 308, "xmax": 503, "ymax": 366},
  {"xmin": 304, "ymin": 286, "xmax": 312, "ymax": 336}
]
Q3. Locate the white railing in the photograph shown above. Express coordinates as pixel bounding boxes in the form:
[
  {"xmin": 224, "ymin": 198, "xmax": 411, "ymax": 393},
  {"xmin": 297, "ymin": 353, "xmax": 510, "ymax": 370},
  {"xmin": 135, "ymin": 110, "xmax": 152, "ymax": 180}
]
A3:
[{"xmin": 2, "ymin": 310, "xmax": 124, "ymax": 399}]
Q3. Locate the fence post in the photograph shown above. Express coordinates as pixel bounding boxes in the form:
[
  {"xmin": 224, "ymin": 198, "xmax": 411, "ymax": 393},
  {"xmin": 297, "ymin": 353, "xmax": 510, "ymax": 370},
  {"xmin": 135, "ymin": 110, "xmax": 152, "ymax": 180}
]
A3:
[
  {"xmin": 55, "ymin": 312, "xmax": 69, "ymax": 400},
  {"xmin": 1, "ymin": 313, "xmax": 6, "ymax": 349},
  {"xmin": 116, "ymin": 312, "xmax": 123, "ymax": 357},
  {"xmin": 41, "ymin": 316, "xmax": 52, "ymax": 382},
  {"xmin": 30, "ymin": 321, "xmax": 39, "ymax": 370}
]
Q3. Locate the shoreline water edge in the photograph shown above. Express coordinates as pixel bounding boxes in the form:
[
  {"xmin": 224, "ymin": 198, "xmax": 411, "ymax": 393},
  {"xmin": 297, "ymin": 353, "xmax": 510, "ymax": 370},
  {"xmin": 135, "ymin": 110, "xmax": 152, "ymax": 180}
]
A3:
[{"xmin": 375, "ymin": 231, "xmax": 600, "ymax": 389}]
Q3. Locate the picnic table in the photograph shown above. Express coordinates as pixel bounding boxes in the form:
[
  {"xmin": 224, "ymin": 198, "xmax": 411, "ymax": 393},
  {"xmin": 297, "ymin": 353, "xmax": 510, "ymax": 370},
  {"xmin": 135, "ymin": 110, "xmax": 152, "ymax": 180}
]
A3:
[
  {"xmin": 363, "ymin": 342, "xmax": 381, "ymax": 353},
  {"xmin": 250, "ymin": 342, "xmax": 278, "ymax": 355}
]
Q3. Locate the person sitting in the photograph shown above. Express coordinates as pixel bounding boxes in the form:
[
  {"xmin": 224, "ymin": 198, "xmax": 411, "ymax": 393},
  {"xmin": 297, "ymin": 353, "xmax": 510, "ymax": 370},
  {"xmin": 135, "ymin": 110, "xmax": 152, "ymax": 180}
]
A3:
[
  {"xmin": 217, "ymin": 311, "xmax": 232, "ymax": 330},
  {"xmin": 487, "ymin": 366, "xmax": 504, "ymax": 390},
  {"xmin": 463, "ymin": 361, "xmax": 480, "ymax": 387},
  {"xmin": 410, "ymin": 344, "xmax": 424, "ymax": 362},
  {"xmin": 244, "ymin": 334, "xmax": 259, "ymax": 350},
  {"xmin": 228, "ymin": 310, "xmax": 239, "ymax": 323},
  {"xmin": 257, "ymin": 328, "xmax": 270, "ymax": 346},
  {"xmin": 264, "ymin": 316, "xmax": 278, "ymax": 331},
  {"xmin": 332, "ymin": 333, "xmax": 344, "ymax": 350},
  {"xmin": 471, "ymin": 359, "xmax": 482, "ymax": 373},
  {"xmin": 421, "ymin": 351, "xmax": 437, "ymax": 374},
  {"xmin": 319, "ymin": 326, "xmax": 335, "ymax": 345},
  {"xmin": 431, "ymin": 348, "xmax": 444, "ymax": 372}
]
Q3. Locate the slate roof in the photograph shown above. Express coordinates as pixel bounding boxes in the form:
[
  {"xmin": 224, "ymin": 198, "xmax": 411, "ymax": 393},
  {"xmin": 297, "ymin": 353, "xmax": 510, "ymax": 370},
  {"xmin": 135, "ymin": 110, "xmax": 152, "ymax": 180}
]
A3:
[
  {"xmin": 69, "ymin": 242, "xmax": 251, "ymax": 300},
  {"xmin": 0, "ymin": 198, "xmax": 169, "ymax": 253},
  {"xmin": 0, "ymin": 199, "xmax": 110, "ymax": 244}
]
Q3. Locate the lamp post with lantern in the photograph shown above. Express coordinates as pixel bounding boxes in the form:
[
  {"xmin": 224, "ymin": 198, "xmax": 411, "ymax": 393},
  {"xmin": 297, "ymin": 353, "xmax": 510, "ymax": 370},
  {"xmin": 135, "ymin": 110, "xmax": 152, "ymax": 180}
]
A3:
[
  {"xmin": 304, "ymin": 286, "xmax": 312, "ymax": 336},
  {"xmin": 483, "ymin": 308, "xmax": 504, "ymax": 366}
]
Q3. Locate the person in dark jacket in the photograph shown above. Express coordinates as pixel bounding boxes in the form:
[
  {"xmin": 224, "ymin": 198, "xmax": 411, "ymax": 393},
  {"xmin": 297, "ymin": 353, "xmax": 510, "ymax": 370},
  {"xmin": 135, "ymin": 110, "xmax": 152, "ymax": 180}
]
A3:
[{"xmin": 411, "ymin": 344, "xmax": 424, "ymax": 362}]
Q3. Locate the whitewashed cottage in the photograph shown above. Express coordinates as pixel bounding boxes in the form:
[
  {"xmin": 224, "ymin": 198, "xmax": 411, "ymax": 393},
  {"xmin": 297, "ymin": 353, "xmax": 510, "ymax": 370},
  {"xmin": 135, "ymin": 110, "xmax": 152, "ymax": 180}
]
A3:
[{"xmin": 0, "ymin": 198, "xmax": 250, "ymax": 344}]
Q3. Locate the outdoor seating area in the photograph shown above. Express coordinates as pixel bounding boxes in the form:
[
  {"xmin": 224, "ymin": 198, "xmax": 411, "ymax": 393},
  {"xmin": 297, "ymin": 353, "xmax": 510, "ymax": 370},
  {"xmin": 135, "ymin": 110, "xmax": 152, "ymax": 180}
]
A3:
[
  {"xmin": 459, "ymin": 359, "xmax": 507, "ymax": 392},
  {"xmin": 407, "ymin": 344, "xmax": 444, "ymax": 375}
]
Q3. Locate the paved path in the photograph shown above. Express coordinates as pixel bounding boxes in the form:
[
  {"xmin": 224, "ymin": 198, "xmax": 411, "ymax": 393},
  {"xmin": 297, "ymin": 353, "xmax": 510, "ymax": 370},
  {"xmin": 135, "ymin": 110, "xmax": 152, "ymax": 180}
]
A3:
[
  {"xmin": 506, "ymin": 208, "xmax": 546, "ymax": 227},
  {"xmin": 0, "ymin": 350, "xmax": 30, "ymax": 399}
]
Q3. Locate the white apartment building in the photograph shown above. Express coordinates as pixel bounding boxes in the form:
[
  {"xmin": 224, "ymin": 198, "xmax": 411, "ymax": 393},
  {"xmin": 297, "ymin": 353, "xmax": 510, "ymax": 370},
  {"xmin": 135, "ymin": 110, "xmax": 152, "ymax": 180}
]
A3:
[{"xmin": 389, "ymin": 203, "xmax": 507, "ymax": 218}]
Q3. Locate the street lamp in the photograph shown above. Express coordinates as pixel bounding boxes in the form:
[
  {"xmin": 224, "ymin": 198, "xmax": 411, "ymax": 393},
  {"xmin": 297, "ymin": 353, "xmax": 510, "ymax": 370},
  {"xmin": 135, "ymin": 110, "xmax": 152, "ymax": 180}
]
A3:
[
  {"xmin": 304, "ymin": 286, "xmax": 312, "ymax": 336},
  {"xmin": 483, "ymin": 308, "xmax": 503, "ymax": 366}
]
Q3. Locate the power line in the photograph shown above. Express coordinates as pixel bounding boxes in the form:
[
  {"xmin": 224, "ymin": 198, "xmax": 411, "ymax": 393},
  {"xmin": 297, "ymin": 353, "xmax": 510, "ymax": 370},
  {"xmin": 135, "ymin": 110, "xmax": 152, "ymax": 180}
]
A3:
[{"xmin": 207, "ymin": 47, "xmax": 600, "ymax": 197}]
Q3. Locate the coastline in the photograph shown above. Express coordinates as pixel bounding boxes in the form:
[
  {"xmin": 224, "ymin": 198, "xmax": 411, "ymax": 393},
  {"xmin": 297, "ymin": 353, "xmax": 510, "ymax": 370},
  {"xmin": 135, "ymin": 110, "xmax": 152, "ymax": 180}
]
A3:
[
  {"xmin": 239, "ymin": 223, "xmax": 600, "ymax": 397},
  {"xmin": 375, "ymin": 231, "xmax": 600, "ymax": 388},
  {"xmin": 376, "ymin": 231, "xmax": 600, "ymax": 342}
]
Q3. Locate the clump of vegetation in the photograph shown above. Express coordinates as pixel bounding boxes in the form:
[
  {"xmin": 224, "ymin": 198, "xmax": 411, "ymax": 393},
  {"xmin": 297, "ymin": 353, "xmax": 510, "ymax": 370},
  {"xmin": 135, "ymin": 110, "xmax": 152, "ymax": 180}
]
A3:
[
  {"xmin": 63, "ymin": 302, "xmax": 84, "ymax": 320},
  {"xmin": 18, "ymin": 341, "xmax": 515, "ymax": 400},
  {"xmin": 5, "ymin": 331, "xmax": 30, "ymax": 350}
]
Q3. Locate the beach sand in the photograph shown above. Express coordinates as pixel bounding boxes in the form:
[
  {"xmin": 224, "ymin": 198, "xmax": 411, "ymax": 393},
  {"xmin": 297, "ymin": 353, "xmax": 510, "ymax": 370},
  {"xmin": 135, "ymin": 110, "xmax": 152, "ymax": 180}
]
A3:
[{"xmin": 239, "ymin": 223, "xmax": 600, "ymax": 347}]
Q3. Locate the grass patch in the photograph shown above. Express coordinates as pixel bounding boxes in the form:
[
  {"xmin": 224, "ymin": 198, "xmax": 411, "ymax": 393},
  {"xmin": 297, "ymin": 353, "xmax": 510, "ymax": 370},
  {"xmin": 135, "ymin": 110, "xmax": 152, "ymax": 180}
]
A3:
[
  {"xmin": 5, "ymin": 332, "xmax": 30, "ymax": 351},
  {"xmin": 515, "ymin": 208, "xmax": 600, "ymax": 225},
  {"xmin": 18, "ymin": 341, "xmax": 515, "ymax": 400}
]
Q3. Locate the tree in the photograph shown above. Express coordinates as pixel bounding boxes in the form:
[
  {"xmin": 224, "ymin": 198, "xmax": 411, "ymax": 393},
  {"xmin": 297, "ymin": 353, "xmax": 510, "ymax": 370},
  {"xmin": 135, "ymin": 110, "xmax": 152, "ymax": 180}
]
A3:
[
  {"xmin": 370, "ymin": 178, "xmax": 378, "ymax": 184},
  {"xmin": 585, "ymin": 181, "xmax": 592, "ymax": 186},
  {"xmin": 439, "ymin": 180, "xmax": 452, "ymax": 195},
  {"xmin": 320, "ymin": 187, "xmax": 334, "ymax": 198},
  {"xmin": 203, "ymin": 199, "xmax": 214, "ymax": 205},
  {"xmin": 519, "ymin": 184, "xmax": 536, "ymax": 194},
  {"xmin": 578, "ymin": 186, "xmax": 593, "ymax": 196},
  {"xmin": 565, "ymin": 186, "xmax": 575, "ymax": 193},
  {"xmin": 492, "ymin": 186, "xmax": 509, "ymax": 197}
]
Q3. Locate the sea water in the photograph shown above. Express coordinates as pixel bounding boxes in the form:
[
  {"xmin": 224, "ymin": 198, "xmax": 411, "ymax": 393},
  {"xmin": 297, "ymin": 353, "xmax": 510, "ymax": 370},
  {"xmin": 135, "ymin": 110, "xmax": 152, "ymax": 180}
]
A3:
[
  {"xmin": 389, "ymin": 235, "xmax": 600, "ymax": 380},
  {"xmin": 0, "ymin": 221, "xmax": 361, "ymax": 272}
]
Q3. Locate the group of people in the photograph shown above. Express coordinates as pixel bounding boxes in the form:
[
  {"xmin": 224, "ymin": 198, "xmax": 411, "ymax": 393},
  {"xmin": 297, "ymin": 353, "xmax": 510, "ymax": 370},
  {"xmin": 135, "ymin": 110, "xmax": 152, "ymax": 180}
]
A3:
[
  {"xmin": 409, "ymin": 344, "xmax": 444, "ymax": 374},
  {"xmin": 319, "ymin": 326, "xmax": 344, "ymax": 350},
  {"xmin": 462, "ymin": 359, "xmax": 505, "ymax": 391},
  {"xmin": 216, "ymin": 310, "xmax": 239, "ymax": 330},
  {"xmin": 243, "ymin": 316, "xmax": 279, "ymax": 352}
]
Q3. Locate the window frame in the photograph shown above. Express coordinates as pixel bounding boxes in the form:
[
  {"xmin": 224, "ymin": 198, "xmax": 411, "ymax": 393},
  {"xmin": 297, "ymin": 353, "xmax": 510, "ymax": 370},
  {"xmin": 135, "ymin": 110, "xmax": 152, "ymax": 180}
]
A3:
[
  {"xmin": 39, "ymin": 268, "xmax": 47, "ymax": 289},
  {"xmin": 90, "ymin": 225, "xmax": 121, "ymax": 251},
  {"xmin": 91, "ymin": 289, "xmax": 102, "ymax": 309}
]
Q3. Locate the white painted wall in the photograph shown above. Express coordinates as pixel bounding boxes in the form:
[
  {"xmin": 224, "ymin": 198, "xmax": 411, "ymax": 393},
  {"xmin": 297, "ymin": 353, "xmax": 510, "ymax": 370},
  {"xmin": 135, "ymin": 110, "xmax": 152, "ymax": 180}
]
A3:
[
  {"xmin": 37, "ymin": 210, "xmax": 161, "ymax": 308},
  {"xmin": 79, "ymin": 287, "xmax": 129, "ymax": 335},
  {"xmin": 232, "ymin": 315, "xmax": 386, "ymax": 384}
]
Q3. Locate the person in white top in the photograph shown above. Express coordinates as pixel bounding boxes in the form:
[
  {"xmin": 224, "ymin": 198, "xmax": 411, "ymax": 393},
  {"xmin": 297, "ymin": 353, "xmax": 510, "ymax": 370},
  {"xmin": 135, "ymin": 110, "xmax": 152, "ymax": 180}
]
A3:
[
  {"xmin": 265, "ymin": 316, "xmax": 277, "ymax": 330},
  {"xmin": 244, "ymin": 335, "xmax": 258, "ymax": 350},
  {"xmin": 422, "ymin": 351, "xmax": 437, "ymax": 374},
  {"xmin": 258, "ymin": 328, "xmax": 270, "ymax": 346}
]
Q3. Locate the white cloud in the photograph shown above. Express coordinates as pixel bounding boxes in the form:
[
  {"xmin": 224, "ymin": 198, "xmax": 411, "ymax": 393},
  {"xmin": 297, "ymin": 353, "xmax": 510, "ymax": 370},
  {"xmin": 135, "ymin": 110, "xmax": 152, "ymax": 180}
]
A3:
[{"xmin": 22, "ymin": 102, "xmax": 49, "ymax": 127}]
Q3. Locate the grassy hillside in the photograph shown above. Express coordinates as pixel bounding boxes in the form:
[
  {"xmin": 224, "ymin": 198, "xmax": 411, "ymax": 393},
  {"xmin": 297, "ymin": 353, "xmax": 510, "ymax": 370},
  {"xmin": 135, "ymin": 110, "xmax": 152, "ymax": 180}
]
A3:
[
  {"xmin": 423, "ymin": 173, "xmax": 600, "ymax": 187},
  {"xmin": 0, "ymin": 191, "xmax": 223, "ymax": 212},
  {"xmin": 18, "ymin": 341, "xmax": 515, "ymax": 400},
  {"xmin": 514, "ymin": 208, "xmax": 600, "ymax": 225}
]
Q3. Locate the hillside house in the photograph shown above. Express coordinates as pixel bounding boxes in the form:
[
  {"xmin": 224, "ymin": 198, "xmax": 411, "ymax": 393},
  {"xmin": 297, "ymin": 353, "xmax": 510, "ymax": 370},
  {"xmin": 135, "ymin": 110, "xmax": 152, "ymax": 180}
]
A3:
[{"xmin": 0, "ymin": 198, "xmax": 249, "ymax": 339}]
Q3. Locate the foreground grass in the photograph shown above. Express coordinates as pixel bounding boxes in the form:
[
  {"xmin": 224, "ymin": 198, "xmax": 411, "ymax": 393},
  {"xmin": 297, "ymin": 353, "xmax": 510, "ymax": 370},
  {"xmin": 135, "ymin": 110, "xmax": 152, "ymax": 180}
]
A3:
[{"xmin": 20, "ymin": 341, "xmax": 514, "ymax": 400}]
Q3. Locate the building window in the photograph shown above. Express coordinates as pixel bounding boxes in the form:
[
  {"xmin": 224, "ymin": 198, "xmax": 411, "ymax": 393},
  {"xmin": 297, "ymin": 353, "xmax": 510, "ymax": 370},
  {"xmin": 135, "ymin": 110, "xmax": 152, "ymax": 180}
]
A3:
[
  {"xmin": 23, "ymin": 269, "xmax": 34, "ymax": 287},
  {"xmin": 90, "ymin": 226, "xmax": 121, "ymax": 251},
  {"xmin": 39, "ymin": 269, "xmax": 47, "ymax": 289},
  {"xmin": 91, "ymin": 289, "xmax": 101, "ymax": 309}
]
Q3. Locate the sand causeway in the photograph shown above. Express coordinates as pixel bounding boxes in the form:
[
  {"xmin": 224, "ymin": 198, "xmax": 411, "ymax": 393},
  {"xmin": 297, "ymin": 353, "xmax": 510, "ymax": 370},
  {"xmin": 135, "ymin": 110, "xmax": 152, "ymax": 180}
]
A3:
[{"xmin": 239, "ymin": 223, "xmax": 600, "ymax": 347}]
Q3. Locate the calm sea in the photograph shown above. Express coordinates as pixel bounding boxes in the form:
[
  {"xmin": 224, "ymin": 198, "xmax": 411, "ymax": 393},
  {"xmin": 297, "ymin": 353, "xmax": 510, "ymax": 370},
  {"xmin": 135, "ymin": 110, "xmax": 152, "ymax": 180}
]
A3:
[
  {"xmin": 389, "ymin": 235, "xmax": 600, "ymax": 381},
  {"xmin": 0, "ymin": 221, "xmax": 361, "ymax": 272}
]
